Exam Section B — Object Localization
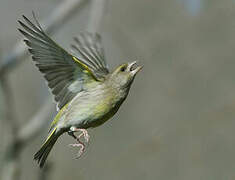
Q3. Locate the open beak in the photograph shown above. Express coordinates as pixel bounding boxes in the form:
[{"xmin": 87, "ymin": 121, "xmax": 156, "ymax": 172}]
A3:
[{"xmin": 128, "ymin": 61, "xmax": 143, "ymax": 75}]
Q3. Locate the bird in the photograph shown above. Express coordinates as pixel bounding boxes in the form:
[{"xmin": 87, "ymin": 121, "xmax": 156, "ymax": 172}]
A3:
[{"xmin": 18, "ymin": 13, "xmax": 142, "ymax": 168}]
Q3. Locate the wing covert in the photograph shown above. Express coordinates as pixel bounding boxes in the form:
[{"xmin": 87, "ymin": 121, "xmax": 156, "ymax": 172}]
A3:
[{"xmin": 71, "ymin": 32, "xmax": 109, "ymax": 79}]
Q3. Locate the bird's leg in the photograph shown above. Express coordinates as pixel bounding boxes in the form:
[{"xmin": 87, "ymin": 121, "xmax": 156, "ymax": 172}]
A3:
[
  {"xmin": 67, "ymin": 127, "xmax": 90, "ymax": 158},
  {"xmin": 69, "ymin": 126, "xmax": 90, "ymax": 143},
  {"xmin": 77, "ymin": 129, "xmax": 90, "ymax": 144}
]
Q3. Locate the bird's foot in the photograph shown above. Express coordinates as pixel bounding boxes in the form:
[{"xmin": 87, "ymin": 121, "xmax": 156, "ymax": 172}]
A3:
[
  {"xmin": 68, "ymin": 141, "xmax": 85, "ymax": 159},
  {"xmin": 68, "ymin": 127, "xmax": 90, "ymax": 158}
]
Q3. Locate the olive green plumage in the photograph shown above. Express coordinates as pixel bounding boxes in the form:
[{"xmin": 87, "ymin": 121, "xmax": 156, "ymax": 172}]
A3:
[{"xmin": 18, "ymin": 13, "xmax": 142, "ymax": 168}]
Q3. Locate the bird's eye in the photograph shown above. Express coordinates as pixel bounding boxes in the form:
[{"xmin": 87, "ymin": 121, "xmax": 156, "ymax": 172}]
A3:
[{"xmin": 120, "ymin": 66, "xmax": 126, "ymax": 72}]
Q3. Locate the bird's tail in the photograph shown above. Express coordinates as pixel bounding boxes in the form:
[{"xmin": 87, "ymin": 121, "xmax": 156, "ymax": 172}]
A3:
[{"xmin": 34, "ymin": 128, "xmax": 59, "ymax": 168}]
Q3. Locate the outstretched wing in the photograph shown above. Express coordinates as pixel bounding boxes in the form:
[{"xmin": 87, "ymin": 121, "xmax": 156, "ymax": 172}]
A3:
[
  {"xmin": 71, "ymin": 32, "xmax": 109, "ymax": 79},
  {"xmin": 18, "ymin": 14, "xmax": 107, "ymax": 110}
]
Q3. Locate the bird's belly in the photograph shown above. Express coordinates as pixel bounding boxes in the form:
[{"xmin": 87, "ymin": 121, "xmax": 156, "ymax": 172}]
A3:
[
  {"xmin": 87, "ymin": 102, "xmax": 120, "ymax": 128},
  {"xmin": 65, "ymin": 95, "xmax": 123, "ymax": 129}
]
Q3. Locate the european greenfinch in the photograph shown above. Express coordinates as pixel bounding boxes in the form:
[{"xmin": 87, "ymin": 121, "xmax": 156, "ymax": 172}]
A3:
[{"xmin": 18, "ymin": 14, "xmax": 142, "ymax": 168}]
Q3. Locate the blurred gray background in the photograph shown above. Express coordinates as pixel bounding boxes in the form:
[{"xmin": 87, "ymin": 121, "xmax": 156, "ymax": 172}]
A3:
[{"xmin": 1, "ymin": 0, "xmax": 235, "ymax": 179}]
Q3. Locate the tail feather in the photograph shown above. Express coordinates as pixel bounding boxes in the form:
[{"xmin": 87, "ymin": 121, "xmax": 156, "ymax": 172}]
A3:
[{"xmin": 34, "ymin": 128, "xmax": 58, "ymax": 168}]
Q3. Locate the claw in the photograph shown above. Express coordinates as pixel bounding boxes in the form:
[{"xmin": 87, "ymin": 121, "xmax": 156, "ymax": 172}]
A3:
[
  {"xmin": 75, "ymin": 147, "xmax": 85, "ymax": 159},
  {"xmin": 68, "ymin": 143, "xmax": 83, "ymax": 147},
  {"xmin": 69, "ymin": 143, "xmax": 85, "ymax": 158}
]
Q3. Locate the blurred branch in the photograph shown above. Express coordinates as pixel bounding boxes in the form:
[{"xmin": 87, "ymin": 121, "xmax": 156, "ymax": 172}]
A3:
[
  {"xmin": 0, "ymin": 76, "xmax": 17, "ymax": 136},
  {"xmin": 0, "ymin": 95, "xmax": 53, "ymax": 147},
  {"xmin": 18, "ymin": 99, "xmax": 55, "ymax": 146},
  {"xmin": 0, "ymin": 0, "xmax": 88, "ymax": 77},
  {"xmin": 1, "ymin": 99, "xmax": 54, "ymax": 180},
  {"xmin": 87, "ymin": 0, "xmax": 107, "ymax": 33},
  {"xmin": 0, "ymin": 76, "xmax": 19, "ymax": 180}
]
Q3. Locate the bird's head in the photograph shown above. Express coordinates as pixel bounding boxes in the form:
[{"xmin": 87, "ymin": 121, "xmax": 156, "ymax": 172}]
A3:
[{"xmin": 108, "ymin": 61, "xmax": 142, "ymax": 90}]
